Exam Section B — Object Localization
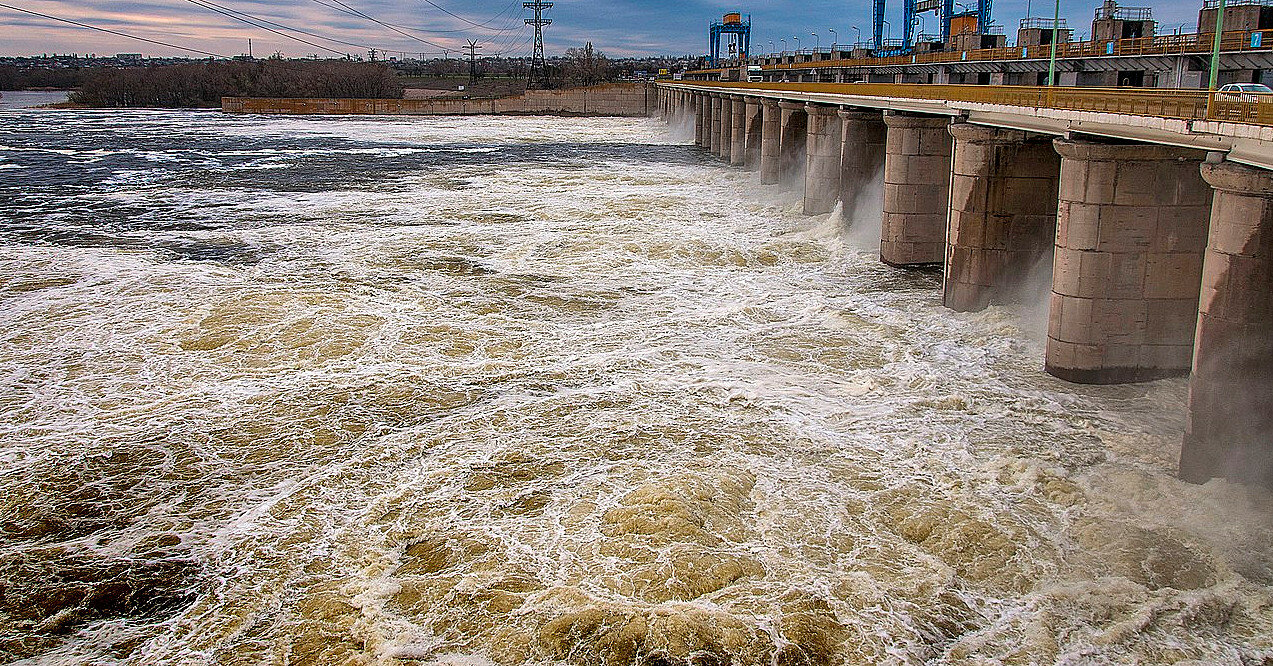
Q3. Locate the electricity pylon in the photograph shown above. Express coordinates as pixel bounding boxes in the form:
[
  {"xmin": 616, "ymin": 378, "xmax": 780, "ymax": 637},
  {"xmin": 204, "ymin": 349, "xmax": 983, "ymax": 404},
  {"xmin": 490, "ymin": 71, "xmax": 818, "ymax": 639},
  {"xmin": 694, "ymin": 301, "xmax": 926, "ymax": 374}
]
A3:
[{"xmin": 524, "ymin": 1, "xmax": 553, "ymax": 89}]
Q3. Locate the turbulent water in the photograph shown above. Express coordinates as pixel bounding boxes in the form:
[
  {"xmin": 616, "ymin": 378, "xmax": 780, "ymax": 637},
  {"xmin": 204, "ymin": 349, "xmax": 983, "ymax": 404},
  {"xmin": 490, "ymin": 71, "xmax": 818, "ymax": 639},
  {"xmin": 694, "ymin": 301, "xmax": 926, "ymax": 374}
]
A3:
[{"xmin": 1, "ymin": 107, "xmax": 1271, "ymax": 666}]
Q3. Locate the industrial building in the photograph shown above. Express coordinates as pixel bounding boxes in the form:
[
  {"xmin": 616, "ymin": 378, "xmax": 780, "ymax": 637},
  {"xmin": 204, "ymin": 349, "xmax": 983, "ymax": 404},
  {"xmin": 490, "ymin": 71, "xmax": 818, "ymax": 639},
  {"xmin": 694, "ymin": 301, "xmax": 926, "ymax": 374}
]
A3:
[{"xmin": 690, "ymin": 0, "xmax": 1273, "ymax": 89}]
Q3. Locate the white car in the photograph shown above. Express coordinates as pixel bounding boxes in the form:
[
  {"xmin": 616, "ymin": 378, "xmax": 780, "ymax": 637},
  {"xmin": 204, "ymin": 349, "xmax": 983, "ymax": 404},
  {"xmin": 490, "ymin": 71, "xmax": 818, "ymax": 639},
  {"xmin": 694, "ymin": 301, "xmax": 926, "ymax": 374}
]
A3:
[{"xmin": 1216, "ymin": 83, "xmax": 1273, "ymax": 103}]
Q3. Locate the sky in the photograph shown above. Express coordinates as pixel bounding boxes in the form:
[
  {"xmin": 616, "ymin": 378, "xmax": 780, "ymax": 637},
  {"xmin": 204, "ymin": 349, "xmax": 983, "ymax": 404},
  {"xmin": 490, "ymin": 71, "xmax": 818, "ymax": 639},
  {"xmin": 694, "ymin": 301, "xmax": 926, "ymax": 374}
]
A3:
[{"xmin": 0, "ymin": 0, "xmax": 1204, "ymax": 59}]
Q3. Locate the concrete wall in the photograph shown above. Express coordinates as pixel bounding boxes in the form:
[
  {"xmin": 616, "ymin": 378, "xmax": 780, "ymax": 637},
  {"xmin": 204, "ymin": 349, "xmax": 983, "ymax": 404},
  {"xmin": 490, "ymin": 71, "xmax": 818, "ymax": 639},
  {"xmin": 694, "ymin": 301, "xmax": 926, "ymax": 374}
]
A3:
[{"xmin": 222, "ymin": 83, "xmax": 655, "ymax": 117}]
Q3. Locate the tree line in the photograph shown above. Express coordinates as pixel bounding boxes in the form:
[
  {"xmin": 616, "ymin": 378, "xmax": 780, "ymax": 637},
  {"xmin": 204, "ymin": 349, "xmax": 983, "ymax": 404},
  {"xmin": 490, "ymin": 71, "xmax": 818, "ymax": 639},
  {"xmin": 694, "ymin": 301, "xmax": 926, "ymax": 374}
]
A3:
[
  {"xmin": 0, "ymin": 66, "xmax": 90, "ymax": 90},
  {"xmin": 69, "ymin": 60, "xmax": 403, "ymax": 108}
]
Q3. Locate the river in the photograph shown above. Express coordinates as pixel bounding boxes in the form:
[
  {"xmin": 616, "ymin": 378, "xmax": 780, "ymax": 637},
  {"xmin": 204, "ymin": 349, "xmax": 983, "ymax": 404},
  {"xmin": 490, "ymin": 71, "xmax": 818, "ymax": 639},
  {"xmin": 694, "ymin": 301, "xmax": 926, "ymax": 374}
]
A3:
[
  {"xmin": 0, "ymin": 91, "xmax": 70, "ymax": 110},
  {"xmin": 0, "ymin": 108, "xmax": 1270, "ymax": 665}
]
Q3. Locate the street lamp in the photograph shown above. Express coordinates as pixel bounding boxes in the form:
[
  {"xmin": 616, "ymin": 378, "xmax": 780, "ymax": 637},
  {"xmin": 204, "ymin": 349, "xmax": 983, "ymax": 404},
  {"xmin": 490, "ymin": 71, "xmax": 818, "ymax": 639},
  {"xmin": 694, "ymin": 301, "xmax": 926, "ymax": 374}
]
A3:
[
  {"xmin": 882, "ymin": 20, "xmax": 891, "ymax": 42},
  {"xmin": 769, "ymin": 40, "xmax": 776, "ymax": 55},
  {"xmin": 793, "ymin": 35, "xmax": 801, "ymax": 51},
  {"xmin": 812, "ymin": 32, "xmax": 820, "ymax": 51},
  {"xmin": 852, "ymin": 25, "xmax": 862, "ymax": 46},
  {"xmin": 780, "ymin": 38, "xmax": 788, "ymax": 53},
  {"xmin": 829, "ymin": 28, "xmax": 838, "ymax": 52}
]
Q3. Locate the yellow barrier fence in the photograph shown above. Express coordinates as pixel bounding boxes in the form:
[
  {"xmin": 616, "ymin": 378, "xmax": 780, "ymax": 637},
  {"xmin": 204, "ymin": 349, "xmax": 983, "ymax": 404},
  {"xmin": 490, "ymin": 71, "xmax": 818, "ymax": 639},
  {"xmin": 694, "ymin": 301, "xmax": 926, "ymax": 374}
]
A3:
[{"xmin": 663, "ymin": 81, "xmax": 1273, "ymax": 127}]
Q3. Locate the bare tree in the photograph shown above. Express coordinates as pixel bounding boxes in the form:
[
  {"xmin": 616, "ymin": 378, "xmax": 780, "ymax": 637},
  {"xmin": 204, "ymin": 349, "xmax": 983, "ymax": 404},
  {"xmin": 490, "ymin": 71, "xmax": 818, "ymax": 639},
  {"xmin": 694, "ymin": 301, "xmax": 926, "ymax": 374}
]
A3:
[{"xmin": 563, "ymin": 42, "xmax": 609, "ymax": 87}]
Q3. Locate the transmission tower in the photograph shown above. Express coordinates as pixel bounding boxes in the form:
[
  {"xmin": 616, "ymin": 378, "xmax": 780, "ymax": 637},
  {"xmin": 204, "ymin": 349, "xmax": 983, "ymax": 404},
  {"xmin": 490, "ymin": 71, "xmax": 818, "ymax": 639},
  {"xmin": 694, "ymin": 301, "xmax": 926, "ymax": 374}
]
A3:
[
  {"xmin": 465, "ymin": 39, "xmax": 482, "ymax": 90},
  {"xmin": 524, "ymin": 1, "xmax": 553, "ymax": 89}
]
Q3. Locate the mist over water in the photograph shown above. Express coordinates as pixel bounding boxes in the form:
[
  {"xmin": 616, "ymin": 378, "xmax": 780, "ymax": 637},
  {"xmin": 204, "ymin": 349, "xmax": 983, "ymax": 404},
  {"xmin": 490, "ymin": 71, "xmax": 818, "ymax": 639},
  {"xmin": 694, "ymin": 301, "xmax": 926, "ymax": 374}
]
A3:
[{"xmin": 2, "ymin": 109, "xmax": 1272, "ymax": 665}]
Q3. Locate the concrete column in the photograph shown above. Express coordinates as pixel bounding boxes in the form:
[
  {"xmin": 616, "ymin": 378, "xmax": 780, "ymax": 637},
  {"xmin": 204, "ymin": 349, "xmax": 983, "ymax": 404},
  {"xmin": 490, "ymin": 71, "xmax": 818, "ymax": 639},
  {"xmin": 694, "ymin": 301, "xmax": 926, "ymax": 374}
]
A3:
[
  {"xmin": 838, "ymin": 109, "xmax": 887, "ymax": 217},
  {"xmin": 695, "ymin": 94, "xmax": 707, "ymax": 148},
  {"xmin": 1181, "ymin": 159, "xmax": 1273, "ymax": 485},
  {"xmin": 744, "ymin": 97, "xmax": 763, "ymax": 171},
  {"xmin": 881, "ymin": 113, "xmax": 953, "ymax": 267},
  {"xmin": 710, "ymin": 95, "xmax": 723, "ymax": 156},
  {"xmin": 804, "ymin": 104, "xmax": 843, "ymax": 215},
  {"xmin": 730, "ymin": 97, "xmax": 747, "ymax": 167},
  {"xmin": 719, "ymin": 96, "xmax": 734, "ymax": 163},
  {"xmin": 779, "ymin": 101, "xmax": 808, "ymax": 182},
  {"xmin": 943, "ymin": 122, "xmax": 1062, "ymax": 312},
  {"xmin": 760, "ymin": 99, "xmax": 782, "ymax": 184},
  {"xmin": 1047, "ymin": 139, "xmax": 1211, "ymax": 384}
]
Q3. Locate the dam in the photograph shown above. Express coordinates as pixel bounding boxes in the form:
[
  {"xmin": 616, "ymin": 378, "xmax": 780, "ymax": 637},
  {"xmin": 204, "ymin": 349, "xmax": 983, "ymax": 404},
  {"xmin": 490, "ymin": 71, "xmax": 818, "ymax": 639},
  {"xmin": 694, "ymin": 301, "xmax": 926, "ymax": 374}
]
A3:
[
  {"xmin": 3, "ymin": 63, "xmax": 1273, "ymax": 666},
  {"xmin": 656, "ymin": 79, "xmax": 1273, "ymax": 487}
]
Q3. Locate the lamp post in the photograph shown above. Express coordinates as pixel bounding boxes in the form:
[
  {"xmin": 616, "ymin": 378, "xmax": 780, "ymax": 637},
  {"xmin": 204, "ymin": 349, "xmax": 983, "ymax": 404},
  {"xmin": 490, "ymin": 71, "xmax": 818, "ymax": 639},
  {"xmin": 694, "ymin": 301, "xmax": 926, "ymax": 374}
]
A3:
[
  {"xmin": 780, "ymin": 38, "xmax": 788, "ymax": 54},
  {"xmin": 1209, "ymin": 0, "xmax": 1226, "ymax": 90},
  {"xmin": 829, "ymin": 28, "xmax": 838, "ymax": 53},
  {"xmin": 812, "ymin": 32, "xmax": 820, "ymax": 51},
  {"xmin": 883, "ymin": 20, "xmax": 891, "ymax": 42},
  {"xmin": 769, "ymin": 40, "xmax": 776, "ymax": 55},
  {"xmin": 793, "ymin": 35, "xmax": 801, "ymax": 51},
  {"xmin": 852, "ymin": 25, "xmax": 862, "ymax": 47}
]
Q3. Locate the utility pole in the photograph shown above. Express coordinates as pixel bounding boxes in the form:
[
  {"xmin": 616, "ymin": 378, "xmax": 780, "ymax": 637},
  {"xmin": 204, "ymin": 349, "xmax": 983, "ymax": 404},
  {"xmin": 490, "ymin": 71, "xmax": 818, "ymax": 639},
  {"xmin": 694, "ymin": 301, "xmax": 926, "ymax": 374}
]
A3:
[
  {"xmin": 524, "ymin": 1, "xmax": 553, "ymax": 89},
  {"xmin": 1047, "ymin": 0, "xmax": 1060, "ymax": 86},
  {"xmin": 465, "ymin": 40, "xmax": 482, "ymax": 90},
  {"xmin": 248, "ymin": 38, "xmax": 252, "ymax": 59},
  {"xmin": 1209, "ymin": 0, "xmax": 1227, "ymax": 90}
]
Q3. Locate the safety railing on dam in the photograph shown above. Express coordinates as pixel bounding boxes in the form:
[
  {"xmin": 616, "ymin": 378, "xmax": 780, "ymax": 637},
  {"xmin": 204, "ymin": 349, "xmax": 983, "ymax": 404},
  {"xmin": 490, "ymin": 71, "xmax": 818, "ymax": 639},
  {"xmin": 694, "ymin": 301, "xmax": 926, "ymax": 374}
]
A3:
[
  {"xmin": 662, "ymin": 81, "xmax": 1273, "ymax": 127},
  {"xmin": 696, "ymin": 28, "xmax": 1273, "ymax": 73}
]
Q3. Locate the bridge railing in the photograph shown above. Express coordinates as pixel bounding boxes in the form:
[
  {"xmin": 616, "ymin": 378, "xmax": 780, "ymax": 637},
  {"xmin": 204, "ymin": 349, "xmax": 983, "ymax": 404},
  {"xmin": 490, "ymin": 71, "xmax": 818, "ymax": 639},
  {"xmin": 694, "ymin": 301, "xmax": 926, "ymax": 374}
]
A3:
[
  {"xmin": 1207, "ymin": 92, "xmax": 1273, "ymax": 125},
  {"xmin": 698, "ymin": 29, "xmax": 1272, "ymax": 74},
  {"xmin": 661, "ymin": 80, "xmax": 1273, "ymax": 126}
]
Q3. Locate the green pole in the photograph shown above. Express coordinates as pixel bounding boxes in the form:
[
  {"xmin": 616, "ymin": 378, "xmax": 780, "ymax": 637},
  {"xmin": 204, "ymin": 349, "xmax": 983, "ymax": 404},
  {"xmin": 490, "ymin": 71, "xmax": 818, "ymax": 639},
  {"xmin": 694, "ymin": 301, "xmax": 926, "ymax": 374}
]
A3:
[
  {"xmin": 1208, "ymin": 0, "xmax": 1226, "ymax": 90},
  {"xmin": 1047, "ymin": 0, "xmax": 1060, "ymax": 86}
]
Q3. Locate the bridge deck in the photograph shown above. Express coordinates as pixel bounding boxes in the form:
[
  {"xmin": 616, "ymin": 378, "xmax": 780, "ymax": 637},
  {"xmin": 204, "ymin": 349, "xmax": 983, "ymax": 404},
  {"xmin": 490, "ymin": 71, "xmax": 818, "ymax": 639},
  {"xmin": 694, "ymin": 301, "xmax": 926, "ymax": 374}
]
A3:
[{"xmin": 660, "ymin": 81, "xmax": 1273, "ymax": 169}]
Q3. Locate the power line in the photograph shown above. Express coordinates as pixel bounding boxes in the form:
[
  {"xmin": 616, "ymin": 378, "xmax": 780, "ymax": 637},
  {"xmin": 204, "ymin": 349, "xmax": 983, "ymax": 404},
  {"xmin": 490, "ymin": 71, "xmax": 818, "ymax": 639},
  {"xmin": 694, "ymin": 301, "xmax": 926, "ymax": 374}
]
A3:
[
  {"xmin": 181, "ymin": 0, "xmax": 397, "ymax": 55},
  {"xmin": 492, "ymin": 30, "xmax": 533, "ymax": 57},
  {"xmin": 0, "ymin": 2, "xmax": 228, "ymax": 57},
  {"xmin": 180, "ymin": 0, "xmax": 348, "ymax": 56},
  {"xmin": 414, "ymin": 0, "xmax": 522, "ymax": 31},
  {"xmin": 306, "ymin": 0, "xmax": 450, "ymax": 50},
  {"xmin": 487, "ymin": 18, "xmax": 533, "ymax": 56}
]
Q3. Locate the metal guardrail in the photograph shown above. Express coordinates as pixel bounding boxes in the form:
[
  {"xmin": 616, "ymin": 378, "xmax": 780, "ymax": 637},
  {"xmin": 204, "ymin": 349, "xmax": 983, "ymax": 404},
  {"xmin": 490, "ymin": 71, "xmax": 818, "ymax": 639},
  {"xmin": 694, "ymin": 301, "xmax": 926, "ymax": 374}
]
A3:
[
  {"xmin": 1208, "ymin": 93, "xmax": 1273, "ymax": 124},
  {"xmin": 697, "ymin": 29, "xmax": 1272, "ymax": 74},
  {"xmin": 1203, "ymin": 0, "xmax": 1273, "ymax": 7},
  {"xmin": 661, "ymin": 80, "xmax": 1273, "ymax": 126},
  {"xmin": 1095, "ymin": 5, "xmax": 1153, "ymax": 21},
  {"xmin": 1020, "ymin": 17, "xmax": 1069, "ymax": 29}
]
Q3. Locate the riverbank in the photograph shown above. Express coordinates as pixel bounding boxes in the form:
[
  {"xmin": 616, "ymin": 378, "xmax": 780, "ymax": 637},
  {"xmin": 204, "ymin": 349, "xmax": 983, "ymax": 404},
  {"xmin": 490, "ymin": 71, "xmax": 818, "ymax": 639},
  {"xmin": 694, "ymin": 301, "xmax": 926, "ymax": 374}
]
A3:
[{"xmin": 222, "ymin": 82, "xmax": 655, "ymax": 117}]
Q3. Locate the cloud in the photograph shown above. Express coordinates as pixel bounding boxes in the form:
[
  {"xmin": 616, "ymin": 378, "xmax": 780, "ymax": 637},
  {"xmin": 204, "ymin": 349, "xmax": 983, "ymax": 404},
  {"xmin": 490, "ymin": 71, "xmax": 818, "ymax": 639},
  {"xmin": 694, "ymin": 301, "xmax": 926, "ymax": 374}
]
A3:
[{"xmin": 0, "ymin": 0, "xmax": 1206, "ymax": 59}]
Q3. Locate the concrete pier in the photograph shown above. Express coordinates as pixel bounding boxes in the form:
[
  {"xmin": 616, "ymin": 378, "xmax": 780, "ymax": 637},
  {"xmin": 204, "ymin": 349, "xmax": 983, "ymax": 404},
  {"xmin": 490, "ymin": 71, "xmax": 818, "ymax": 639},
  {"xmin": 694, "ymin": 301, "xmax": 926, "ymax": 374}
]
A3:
[
  {"xmin": 838, "ymin": 109, "xmax": 887, "ymax": 216},
  {"xmin": 744, "ymin": 97, "xmax": 762, "ymax": 171},
  {"xmin": 881, "ymin": 113, "xmax": 953, "ymax": 267},
  {"xmin": 710, "ymin": 95, "xmax": 723, "ymax": 155},
  {"xmin": 719, "ymin": 96, "xmax": 735, "ymax": 163},
  {"xmin": 779, "ymin": 101, "xmax": 808, "ymax": 182},
  {"xmin": 1181, "ymin": 159, "xmax": 1273, "ymax": 485},
  {"xmin": 730, "ymin": 96, "xmax": 747, "ymax": 167},
  {"xmin": 760, "ymin": 99, "xmax": 782, "ymax": 184},
  {"xmin": 804, "ymin": 104, "xmax": 842, "ymax": 215},
  {"xmin": 1047, "ymin": 139, "xmax": 1211, "ymax": 384},
  {"xmin": 944, "ymin": 123, "xmax": 1062, "ymax": 312},
  {"xmin": 702, "ymin": 93, "xmax": 712, "ymax": 148}
]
